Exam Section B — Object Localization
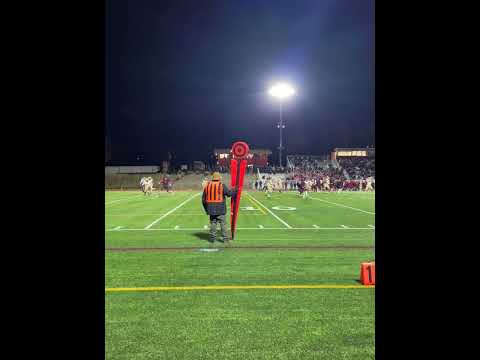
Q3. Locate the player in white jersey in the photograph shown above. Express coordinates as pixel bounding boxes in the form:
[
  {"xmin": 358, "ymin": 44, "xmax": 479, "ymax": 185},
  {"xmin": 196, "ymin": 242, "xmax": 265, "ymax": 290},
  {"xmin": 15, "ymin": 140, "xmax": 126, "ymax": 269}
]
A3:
[
  {"xmin": 303, "ymin": 180, "xmax": 313, "ymax": 199},
  {"xmin": 139, "ymin": 177, "xmax": 147, "ymax": 194},
  {"xmin": 149, "ymin": 177, "xmax": 155, "ymax": 194},
  {"xmin": 276, "ymin": 178, "xmax": 283, "ymax": 193},
  {"xmin": 143, "ymin": 177, "xmax": 154, "ymax": 195},
  {"xmin": 365, "ymin": 176, "xmax": 374, "ymax": 191},
  {"xmin": 265, "ymin": 178, "xmax": 274, "ymax": 198},
  {"xmin": 323, "ymin": 176, "xmax": 330, "ymax": 191}
]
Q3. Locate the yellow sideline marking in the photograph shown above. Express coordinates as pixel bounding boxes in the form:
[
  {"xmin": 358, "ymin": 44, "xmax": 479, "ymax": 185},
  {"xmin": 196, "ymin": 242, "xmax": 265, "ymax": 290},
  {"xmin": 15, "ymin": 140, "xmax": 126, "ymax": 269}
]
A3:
[
  {"xmin": 248, "ymin": 197, "xmax": 267, "ymax": 215},
  {"xmin": 105, "ymin": 284, "xmax": 375, "ymax": 292}
]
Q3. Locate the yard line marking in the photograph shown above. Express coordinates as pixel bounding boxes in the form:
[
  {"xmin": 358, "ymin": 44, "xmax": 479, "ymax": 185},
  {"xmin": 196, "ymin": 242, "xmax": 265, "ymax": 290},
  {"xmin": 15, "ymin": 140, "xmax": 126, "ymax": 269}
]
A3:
[
  {"xmin": 108, "ymin": 213, "xmax": 204, "ymax": 216},
  {"xmin": 106, "ymin": 213, "xmax": 203, "ymax": 217},
  {"xmin": 105, "ymin": 199, "xmax": 126, "ymax": 205},
  {"xmin": 248, "ymin": 197, "xmax": 267, "ymax": 215},
  {"xmin": 144, "ymin": 193, "xmax": 201, "ymax": 229},
  {"xmin": 106, "ymin": 227, "xmax": 374, "ymax": 232},
  {"xmin": 313, "ymin": 225, "xmax": 320, "ymax": 229},
  {"xmin": 105, "ymin": 194, "xmax": 139, "ymax": 203},
  {"xmin": 106, "ymin": 213, "xmax": 172, "ymax": 217},
  {"xmin": 246, "ymin": 193, "xmax": 292, "ymax": 228},
  {"xmin": 259, "ymin": 225, "xmax": 264, "ymax": 229},
  {"xmin": 105, "ymin": 195, "xmax": 143, "ymax": 206},
  {"xmin": 105, "ymin": 284, "xmax": 375, "ymax": 292},
  {"xmin": 368, "ymin": 225, "xmax": 375, "ymax": 229},
  {"xmin": 308, "ymin": 196, "xmax": 375, "ymax": 215},
  {"xmin": 106, "ymin": 244, "xmax": 374, "ymax": 251}
]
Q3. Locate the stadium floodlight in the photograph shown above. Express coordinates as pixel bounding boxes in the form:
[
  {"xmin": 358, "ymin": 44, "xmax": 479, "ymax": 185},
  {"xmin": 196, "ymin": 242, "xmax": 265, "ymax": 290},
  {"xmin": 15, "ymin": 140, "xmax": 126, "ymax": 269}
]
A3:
[
  {"xmin": 268, "ymin": 83, "xmax": 295, "ymax": 100},
  {"xmin": 268, "ymin": 82, "xmax": 296, "ymax": 167}
]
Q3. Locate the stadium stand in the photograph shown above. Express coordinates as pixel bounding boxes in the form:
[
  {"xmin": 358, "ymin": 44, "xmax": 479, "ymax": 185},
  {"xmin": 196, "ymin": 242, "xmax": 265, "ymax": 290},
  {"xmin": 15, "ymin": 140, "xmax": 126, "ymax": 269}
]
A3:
[
  {"xmin": 105, "ymin": 148, "xmax": 374, "ymax": 192},
  {"xmin": 338, "ymin": 157, "xmax": 375, "ymax": 180},
  {"xmin": 286, "ymin": 155, "xmax": 330, "ymax": 172}
]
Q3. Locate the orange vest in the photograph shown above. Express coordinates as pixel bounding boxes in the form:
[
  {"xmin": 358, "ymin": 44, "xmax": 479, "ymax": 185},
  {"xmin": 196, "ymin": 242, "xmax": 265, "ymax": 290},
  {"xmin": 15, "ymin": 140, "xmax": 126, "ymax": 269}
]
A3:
[{"xmin": 204, "ymin": 181, "xmax": 224, "ymax": 203}]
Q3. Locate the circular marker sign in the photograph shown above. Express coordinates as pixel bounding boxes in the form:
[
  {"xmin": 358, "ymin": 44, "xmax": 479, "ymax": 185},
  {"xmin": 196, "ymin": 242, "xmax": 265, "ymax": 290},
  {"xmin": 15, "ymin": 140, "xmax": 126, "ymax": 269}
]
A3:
[
  {"xmin": 231, "ymin": 141, "xmax": 249, "ymax": 159},
  {"xmin": 271, "ymin": 206, "xmax": 296, "ymax": 211}
]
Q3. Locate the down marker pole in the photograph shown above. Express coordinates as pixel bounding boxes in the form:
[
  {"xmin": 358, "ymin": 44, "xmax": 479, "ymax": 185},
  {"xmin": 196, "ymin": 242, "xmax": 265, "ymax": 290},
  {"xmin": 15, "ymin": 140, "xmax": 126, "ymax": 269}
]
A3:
[{"xmin": 230, "ymin": 141, "xmax": 249, "ymax": 240}]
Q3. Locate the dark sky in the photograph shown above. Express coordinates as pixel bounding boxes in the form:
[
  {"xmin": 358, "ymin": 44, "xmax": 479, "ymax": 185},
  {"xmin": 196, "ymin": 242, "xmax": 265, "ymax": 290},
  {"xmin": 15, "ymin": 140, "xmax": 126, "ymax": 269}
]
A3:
[{"xmin": 106, "ymin": 0, "xmax": 374, "ymax": 165}]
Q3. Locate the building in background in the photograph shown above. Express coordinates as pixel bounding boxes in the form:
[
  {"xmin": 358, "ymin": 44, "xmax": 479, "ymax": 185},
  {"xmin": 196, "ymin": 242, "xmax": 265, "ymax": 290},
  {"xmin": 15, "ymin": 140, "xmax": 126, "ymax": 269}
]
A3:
[
  {"xmin": 331, "ymin": 147, "xmax": 375, "ymax": 161},
  {"xmin": 214, "ymin": 148, "xmax": 272, "ymax": 170}
]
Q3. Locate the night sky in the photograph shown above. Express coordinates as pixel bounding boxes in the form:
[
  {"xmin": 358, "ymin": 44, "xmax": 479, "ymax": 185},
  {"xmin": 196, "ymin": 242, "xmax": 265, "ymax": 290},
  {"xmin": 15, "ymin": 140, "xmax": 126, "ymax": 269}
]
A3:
[{"xmin": 106, "ymin": 0, "xmax": 374, "ymax": 166}]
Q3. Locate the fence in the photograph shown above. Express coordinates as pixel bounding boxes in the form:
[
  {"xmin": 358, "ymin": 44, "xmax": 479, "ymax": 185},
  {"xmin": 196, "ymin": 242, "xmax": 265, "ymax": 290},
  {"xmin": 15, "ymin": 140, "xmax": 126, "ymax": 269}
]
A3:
[
  {"xmin": 105, "ymin": 166, "xmax": 160, "ymax": 174},
  {"xmin": 105, "ymin": 173, "xmax": 255, "ymax": 190}
]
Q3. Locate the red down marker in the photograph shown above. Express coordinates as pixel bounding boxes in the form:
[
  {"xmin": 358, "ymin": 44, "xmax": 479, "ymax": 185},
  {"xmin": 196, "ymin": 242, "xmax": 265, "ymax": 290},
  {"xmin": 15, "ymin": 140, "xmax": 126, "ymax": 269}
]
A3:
[{"xmin": 230, "ymin": 141, "xmax": 249, "ymax": 240}]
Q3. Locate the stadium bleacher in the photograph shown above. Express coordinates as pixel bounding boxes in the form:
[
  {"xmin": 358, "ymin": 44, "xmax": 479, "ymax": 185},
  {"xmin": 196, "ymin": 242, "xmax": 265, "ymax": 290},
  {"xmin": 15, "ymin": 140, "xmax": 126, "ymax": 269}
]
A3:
[
  {"xmin": 105, "ymin": 149, "xmax": 374, "ymax": 192},
  {"xmin": 338, "ymin": 157, "xmax": 375, "ymax": 180},
  {"xmin": 286, "ymin": 155, "xmax": 330, "ymax": 172}
]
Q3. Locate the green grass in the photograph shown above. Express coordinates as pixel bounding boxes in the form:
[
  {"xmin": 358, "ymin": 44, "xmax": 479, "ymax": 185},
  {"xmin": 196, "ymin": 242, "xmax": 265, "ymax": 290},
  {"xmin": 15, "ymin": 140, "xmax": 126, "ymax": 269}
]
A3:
[{"xmin": 105, "ymin": 190, "xmax": 375, "ymax": 359}]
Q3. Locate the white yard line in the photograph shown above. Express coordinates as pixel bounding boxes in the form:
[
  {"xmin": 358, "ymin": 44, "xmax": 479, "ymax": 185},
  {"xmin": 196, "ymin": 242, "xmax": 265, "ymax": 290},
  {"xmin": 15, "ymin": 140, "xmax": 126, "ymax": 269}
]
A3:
[
  {"xmin": 106, "ymin": 226, "xmax": 374, "ymax": 232},
  {"xmin": 106, "ymin": 214, "xmax": 167, "ymax": 217},
  {"xmin": 144, "ymin": 193, "xmax": 201, "ymax": 229},
  {"xmin": 246, "ymin": 193, "xmax": 292, "ymax": 228},
  {"xmin": 105, "ymin": 238, "xmax": 374, "ymax": 243},
  {"xmin": 308, "ymin": 196, "xmax": 375, "ymax": 215},
  {"xmin": 105, "ymin": 199, "xmax": 126, "ymax": 205},
  {"xmin": 107, "ymin": 213, "xmax": 204, "ymax": 216},
  {"xmin": 105, "ymin": 195, "xmax": 143, "ymax": 206}
]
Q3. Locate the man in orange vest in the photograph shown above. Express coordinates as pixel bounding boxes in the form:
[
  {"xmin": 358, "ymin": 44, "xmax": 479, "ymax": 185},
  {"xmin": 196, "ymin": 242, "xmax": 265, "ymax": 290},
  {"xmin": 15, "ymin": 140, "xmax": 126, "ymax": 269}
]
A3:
[{"xmin": 202, "ymin": 172, "xmax": 237, "ymax": 243}]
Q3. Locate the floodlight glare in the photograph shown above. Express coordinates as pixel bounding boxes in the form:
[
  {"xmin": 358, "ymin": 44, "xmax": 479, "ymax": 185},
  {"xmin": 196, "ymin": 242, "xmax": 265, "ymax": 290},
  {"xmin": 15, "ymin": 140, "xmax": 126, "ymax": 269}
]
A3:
[
  {"xmin": 267, "ymin": 82, "xmax": 296, "ymax": 168},
  {"xmin": 268, "ymin": 83, "xmax": 295, "ymax": 99}
]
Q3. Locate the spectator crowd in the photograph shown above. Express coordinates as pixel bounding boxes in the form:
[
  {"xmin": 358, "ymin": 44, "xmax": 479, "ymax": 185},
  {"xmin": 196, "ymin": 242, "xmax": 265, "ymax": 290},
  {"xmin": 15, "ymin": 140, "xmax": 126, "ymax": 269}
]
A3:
[
  {"xmin": 253, "ymin": 155, "xmax": 375, "ymax": 192},
  {"xmin": 338, "ymin": 157, "xmax": 375, "ymax": 180}
]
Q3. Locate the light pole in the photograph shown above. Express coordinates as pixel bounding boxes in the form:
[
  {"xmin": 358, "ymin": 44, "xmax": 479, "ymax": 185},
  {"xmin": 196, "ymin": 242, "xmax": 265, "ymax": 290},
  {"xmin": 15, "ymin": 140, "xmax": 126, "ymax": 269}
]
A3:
[
  {"xmin": 278, "ymin": 102, "xmax": 285, "ymax": 168},
  {"xmin": 268, "ymin": 83, "xmax": 295, "ymax": 168}
]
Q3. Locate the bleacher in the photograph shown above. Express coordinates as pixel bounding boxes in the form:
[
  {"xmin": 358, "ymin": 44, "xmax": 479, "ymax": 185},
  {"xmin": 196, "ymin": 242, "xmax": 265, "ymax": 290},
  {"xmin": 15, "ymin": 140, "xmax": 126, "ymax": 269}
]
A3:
[
  {"xmin": 286, "ymin": 155, "xmax": 332, "ymax": 172},
  {"xmin": 105, "ymin": 148, "xmax": 374, "ymax": 191},
  {"xmin": 338, "ymin": 157, "xmax": 375, "ymax": 180}
]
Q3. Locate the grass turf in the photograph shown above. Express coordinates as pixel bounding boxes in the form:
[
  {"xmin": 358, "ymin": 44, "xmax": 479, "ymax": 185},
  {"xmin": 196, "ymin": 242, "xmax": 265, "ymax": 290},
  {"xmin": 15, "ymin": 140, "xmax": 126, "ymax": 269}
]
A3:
[{"xmin": 105, "ymin": 190, "xmax": 375, "ymax": 359}]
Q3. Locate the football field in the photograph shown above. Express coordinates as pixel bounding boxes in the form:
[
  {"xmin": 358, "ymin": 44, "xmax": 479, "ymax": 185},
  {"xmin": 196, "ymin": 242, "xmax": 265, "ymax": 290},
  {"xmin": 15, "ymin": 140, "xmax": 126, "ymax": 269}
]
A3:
[{"xmin": 105, "ymin": 190, "xmax": 375, "ymax": 359}]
